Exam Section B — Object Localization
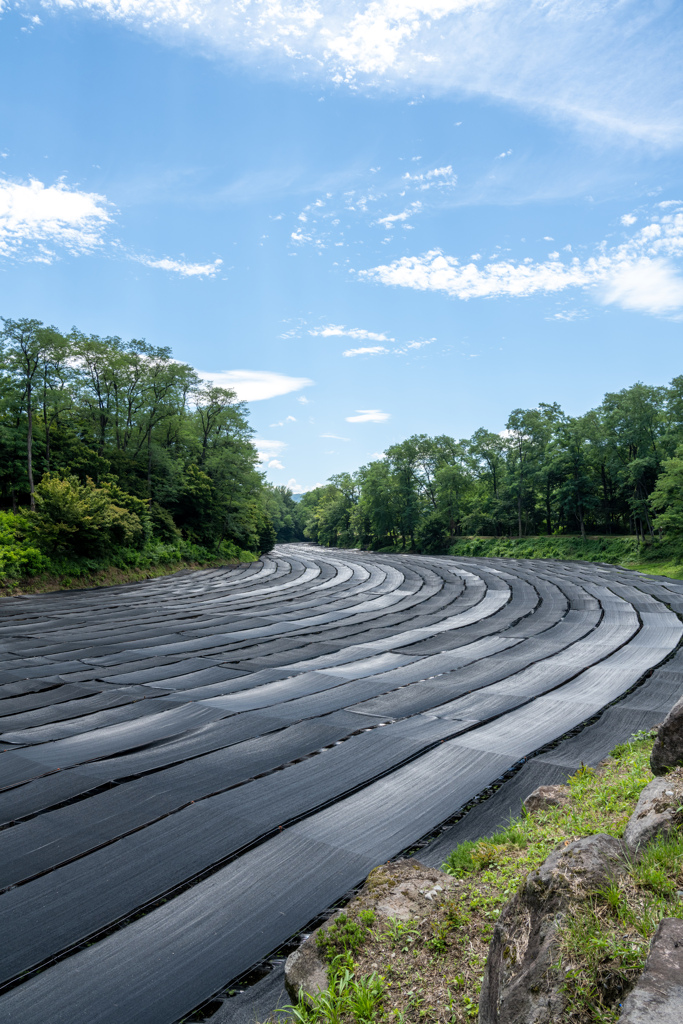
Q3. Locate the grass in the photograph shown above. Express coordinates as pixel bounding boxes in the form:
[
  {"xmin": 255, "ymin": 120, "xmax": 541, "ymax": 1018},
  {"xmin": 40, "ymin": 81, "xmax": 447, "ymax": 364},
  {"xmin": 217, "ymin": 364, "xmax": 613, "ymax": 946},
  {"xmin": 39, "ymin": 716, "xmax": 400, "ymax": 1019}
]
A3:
[
  {"xmin": 0, "ymin": 539, "xmax": 258, "ymax": 597},
  {"xmin": 272, "ymin": 731, "xmax": 683, "ymax": 1024},
  {"xmin": 445, "ymin": 535, "xmax": 683, "ymax": 580}
]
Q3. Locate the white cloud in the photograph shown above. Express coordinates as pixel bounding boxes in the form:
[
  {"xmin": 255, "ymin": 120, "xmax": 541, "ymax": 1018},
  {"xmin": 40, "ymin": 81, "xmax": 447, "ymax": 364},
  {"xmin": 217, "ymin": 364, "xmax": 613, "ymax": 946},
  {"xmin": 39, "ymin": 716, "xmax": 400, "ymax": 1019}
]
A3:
[
  {"xmin": 346, "ymin": 409, "xmax": 391, "ymax": 422},
  {"xmin": 321, "ymin": 433, "xmax": 350, "ymax": 440},
  {"xmin": 496, "ymin": 149, "xmax": 513, "ymax": 158},
  {"xmin": 287, "ymin": 477, "xmax": 322, "ymax": 494},
  {"xmin": 267, "ymin": 458, "xmax": 285, "ymax": 470},
  {"xmin": 402, "ymin": 338, "xmax": 433, "ymax": 350},
  {"xmin": 598, "ymin": 257, "xmax": 683, "ymax": 315},
  {"xmin": 401, "ymin": 165, "xmax": 457, "ymax": 190},
  {"xmin": 375, "ymin": 201, "xmax": 422, "ymax": 228},
  {"xmin": 309, "ymin": 323, "xmax": 393, "ymax": 341},
  {"xmin": 255, "ymin": 439, "xmax": 287, "ymax": 462},
  {"xmin": 197, "ymin": 369, "xmax": 314, "ymax": 401},
  {"xmin": 342, "ymin": 345, "xmax": 390, "ymax": 357},
  {"xmin": 34, "ymin": 0, "xmax": 683, "ymax": 144},
  {"xmin": 134, "ymin": 255, "xmax": 222, "ymax": 277},
  {"xmin": 297, "ymin": 395, "xmax": 311, "ymax": 404},
  {"xmin": 621, "ymin": 213, "xmax": 637, "ymax": 226},
  {"xmin": 546, "ymin": 309, "xmax": 587, "ymax": 322},
  {"xmin": 360, "ymin": 203, "xmax": 683, "ymax": 317},
  {"xmin": 0, "ymin": 176, "xmax": 111, "ymax": 261}
]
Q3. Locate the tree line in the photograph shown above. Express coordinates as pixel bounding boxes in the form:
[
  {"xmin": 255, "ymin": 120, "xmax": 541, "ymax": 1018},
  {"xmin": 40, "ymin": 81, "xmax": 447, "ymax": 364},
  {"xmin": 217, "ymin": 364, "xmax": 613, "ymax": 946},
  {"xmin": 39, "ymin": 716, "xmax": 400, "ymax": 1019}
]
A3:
[
  {"xmin": 298, "ymin": 379, "xmax": 683, "ymax": 552},
  {"xmin": 0, "ymin": 316, "xmax": 281, "ymax": 556},
  {"xmin": 5, "ymin": 315, "xmax": 682, "ymax": 563}
]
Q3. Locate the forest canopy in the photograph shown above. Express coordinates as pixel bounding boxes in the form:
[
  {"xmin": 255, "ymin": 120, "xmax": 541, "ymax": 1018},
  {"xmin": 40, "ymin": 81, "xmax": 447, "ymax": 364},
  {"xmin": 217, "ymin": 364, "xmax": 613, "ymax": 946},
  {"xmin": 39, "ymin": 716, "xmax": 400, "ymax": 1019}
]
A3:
[
  {"xmin": 3, "ymin": 315, "xmax": 683, "ymax": 577},
  {"xmin": 298, "ymin": 379, "xmax": 683, "ymax": 553},
  {"xmin": 0, "ymin": 316, "xmax": 282, "ymax": 567}
]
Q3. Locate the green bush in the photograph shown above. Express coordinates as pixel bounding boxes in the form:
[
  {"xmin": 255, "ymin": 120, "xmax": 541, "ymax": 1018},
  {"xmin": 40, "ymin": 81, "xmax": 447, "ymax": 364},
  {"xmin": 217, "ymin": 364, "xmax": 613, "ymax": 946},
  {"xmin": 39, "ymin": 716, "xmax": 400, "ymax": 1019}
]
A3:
[
  {"xmin": 29, "ymin": 474, "xmax": 147, "ymax": 556},
  {"xmin": 149, "ymin": 501, "xmax": 182, "ymax": 543},
  {"xmin": 0, "ymin": 510, "xmax": 50, "ymax": 581}
]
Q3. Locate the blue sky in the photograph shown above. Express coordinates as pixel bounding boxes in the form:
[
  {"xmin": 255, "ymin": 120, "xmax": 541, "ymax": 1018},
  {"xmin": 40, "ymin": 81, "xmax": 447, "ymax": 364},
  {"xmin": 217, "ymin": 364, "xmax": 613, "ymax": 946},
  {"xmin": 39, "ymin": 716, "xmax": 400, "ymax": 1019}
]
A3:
[{"xmin": 1, "ymin": 1, "xmax": 682, "ymax": 492}]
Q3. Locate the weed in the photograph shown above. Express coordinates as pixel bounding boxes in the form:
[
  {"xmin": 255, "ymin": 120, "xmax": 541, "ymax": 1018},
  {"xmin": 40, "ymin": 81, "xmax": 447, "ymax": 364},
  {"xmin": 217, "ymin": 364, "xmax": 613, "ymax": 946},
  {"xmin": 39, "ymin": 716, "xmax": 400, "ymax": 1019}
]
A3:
[
  {"xmin": 348, "ymin": 972, "xmax": 385, "ymax": 1021},
  {"xmin": 317, "ymin": 912, "xmax": 374, "ymax": 961},
  {"xmin": 442, "ymin": 840, "xmax": 501, "ymax": 877},
  {"xmin": 282, "ymin": 730, "xmax": 678, "ymax": 1024},
  {"xmin": 384, "ymin": 917, "xmax": 421, "ymax": 951}
]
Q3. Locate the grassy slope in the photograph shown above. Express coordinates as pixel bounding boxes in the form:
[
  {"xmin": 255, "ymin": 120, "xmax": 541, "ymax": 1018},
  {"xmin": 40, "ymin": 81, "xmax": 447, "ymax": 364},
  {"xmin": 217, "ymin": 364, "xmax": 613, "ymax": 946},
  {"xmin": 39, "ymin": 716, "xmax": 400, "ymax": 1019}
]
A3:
[
  {"xmin": 0, "ymin": 539, "xmax": 258, "ymax": 597},
  {"xmin": 445, "ymin": 536, "xmax": 683, "ymax": 580},
  {"xmin": 281, "ymin": 732, "xmax": 683, "ymax": 1024},
  {"xmin": 0, "ymin": 551, "xmax": 256, "ymax": 597}
]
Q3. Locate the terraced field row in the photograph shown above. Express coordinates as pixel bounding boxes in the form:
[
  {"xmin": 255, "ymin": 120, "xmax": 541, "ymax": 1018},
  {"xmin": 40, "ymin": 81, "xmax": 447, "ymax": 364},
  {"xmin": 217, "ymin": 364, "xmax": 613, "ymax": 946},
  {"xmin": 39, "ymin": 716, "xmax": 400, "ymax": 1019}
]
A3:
[{"xmin": 1, "ymin": 544, "xmax": 683, "ymax": 1023}]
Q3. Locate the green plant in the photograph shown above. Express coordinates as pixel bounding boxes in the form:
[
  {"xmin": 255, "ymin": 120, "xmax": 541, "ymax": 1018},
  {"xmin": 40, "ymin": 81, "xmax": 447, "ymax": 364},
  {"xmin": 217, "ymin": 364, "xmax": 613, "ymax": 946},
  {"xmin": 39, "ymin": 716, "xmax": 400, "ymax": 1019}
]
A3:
[
  {"xmin": 442, "ymin": 839, "xmax": 501, "ymax": 877},
  {"xmin": 383, "ymin": 916, "xmax": 421, "ymax": 949},
  {"xmin": 279, "ymin": 961, "xmax": 384, "ymax": 1024},
  {"xmin": 316, "ymin": 912, "xmax": 373, "ymax": 961},
  {"xmin": 29, "ymin": 474, "xmax": 147, "ymax": 556},
  {"xmin": 348, "ymin": 972, "xmax": 384, "ymax": 1021}
]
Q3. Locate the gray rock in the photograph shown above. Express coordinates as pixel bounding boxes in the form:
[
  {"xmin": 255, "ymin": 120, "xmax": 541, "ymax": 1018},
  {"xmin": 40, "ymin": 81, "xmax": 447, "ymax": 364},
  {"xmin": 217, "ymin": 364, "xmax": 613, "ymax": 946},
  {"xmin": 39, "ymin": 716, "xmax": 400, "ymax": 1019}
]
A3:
[
  {"xmin": 624, "ymin": 773, "xmax": 683, "ymax": 854},
  {"xmin": 284, "ymin": 933, "xmax": 328, "ymax": 1004},
  {"xmin": 283, "ymin": 860, "xmax": 451, "ymax": 1005},
  {"xmin": 619, "ymin": 918, "xmax": 683, "ymax": 1022},
  {"xmin": 523, "ymin": 784, "xmax": 570, "ymax": 814},
  {"xmin": 479, "ymin": 834, "xmax": 626, "ymax": 1024},
  {"xmin": 651, "ymin": 696, "xmax": 683, "ymax": 775}
]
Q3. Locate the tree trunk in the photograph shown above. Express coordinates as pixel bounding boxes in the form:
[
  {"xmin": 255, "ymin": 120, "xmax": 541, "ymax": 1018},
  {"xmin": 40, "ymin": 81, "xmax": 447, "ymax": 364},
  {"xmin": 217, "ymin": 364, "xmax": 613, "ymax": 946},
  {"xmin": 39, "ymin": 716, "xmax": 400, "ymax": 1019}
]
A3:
[
  {"xmin": 147, "ymin": 426, "xmax": 153, "ymax": 506},
  {"xmin": 27, "ymin": 380, "xmax": 35, "ymax": 511},
  {"xmin": 11, "ymin": 486, "xmax": 17, "ymax": 514},
  {"xmin": 601, "ymin": 464, "xmax": 610, "ymax": 533},
  {"xmin": 517, "ymin": 488, "xmax": 523, "ymax": 538},
  {"xmin": 43, "ymin": 397, "xmax": 50, "ymax": 474}
]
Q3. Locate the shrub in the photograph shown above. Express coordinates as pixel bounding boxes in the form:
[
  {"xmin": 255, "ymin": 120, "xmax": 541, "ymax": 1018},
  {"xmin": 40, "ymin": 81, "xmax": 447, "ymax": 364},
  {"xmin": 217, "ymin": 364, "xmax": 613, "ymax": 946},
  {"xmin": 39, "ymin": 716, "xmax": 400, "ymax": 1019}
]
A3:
[
  {"xmin": 149, "ymin": 501, "xmax": 182, "ymax": 543},
  {"xmin": 0, "ymin": 510, "xmax": 50, "ymax": 581},
  {"xmin": 30, "ymin": 474, "xmax": 146, "ymax": 556}
]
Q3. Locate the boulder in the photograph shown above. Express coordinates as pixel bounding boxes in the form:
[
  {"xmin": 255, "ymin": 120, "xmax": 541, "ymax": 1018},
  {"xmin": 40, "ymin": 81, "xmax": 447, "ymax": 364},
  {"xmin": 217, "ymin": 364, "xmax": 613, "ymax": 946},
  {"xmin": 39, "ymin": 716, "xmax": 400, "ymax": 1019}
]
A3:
[
  {"xmin": 284, "ymin": 932, "xmax": 329, "ymax": 1003},
  {"xmin": 367, "ymin": 860, "xmax": 451, "ymax": 921},
  {"xmin": 523, "ymin": 784, "xmax": 570, "ymax": 814},
  {"xmin": 284, "ymin": 860, "xmax": 451, "ymax": 1003},
  {"xmin": 651, "ymin": 696, "xmax": 683, "ymax": 775},
  {"xmin": 619, "ymin": 918, "xmax": 683, "ymax": 1022},
  {"xmin": 479, "ymin": 834, "xmax": 627, "ymax": 1024},
  {"xmin": 623, "ymin": 771, "xmax": 683, "ymax": 854}
]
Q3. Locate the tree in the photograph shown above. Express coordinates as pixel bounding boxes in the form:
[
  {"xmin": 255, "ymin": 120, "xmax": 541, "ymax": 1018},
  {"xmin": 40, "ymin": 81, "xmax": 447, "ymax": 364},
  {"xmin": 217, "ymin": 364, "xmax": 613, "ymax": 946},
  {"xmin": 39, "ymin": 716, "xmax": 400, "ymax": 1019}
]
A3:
[{"xmin": 0, "ymin": 318, "xmax": 62, "ymax": 510}]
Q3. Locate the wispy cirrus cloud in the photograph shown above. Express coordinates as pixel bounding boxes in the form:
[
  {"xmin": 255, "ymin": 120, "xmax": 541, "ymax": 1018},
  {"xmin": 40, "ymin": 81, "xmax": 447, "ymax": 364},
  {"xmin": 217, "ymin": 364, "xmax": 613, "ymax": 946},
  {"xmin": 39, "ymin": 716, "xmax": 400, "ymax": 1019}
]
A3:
[
  {"xmin": 197, "ymin": 369, "xmax": 314, "ymax": 401},
  {"xmin": 375, "ymin": 201, "xmax": 422, "ymax": 229},
  {"xmin": 30, "ymin": 0, "xmax": 683, "ymax": 145},
  {"xmin": 360, "ymin": 203, "xmax": 683, "ymax": 317},
  {"xmin": 346, "ymin": 409, "xmax": 390, "ymax": 423},
  {"xmin": 401, "ymin": 166, "xmax": 457, "ymax": 190},
  {"xmin": 342, "ymin": 345, "xmax": 389, "ymax": 357},
  {"xmin": 133, "ymin": 255, "xmax": 223, "ymax": 277},
  {"xmin": 309, "ymin": 323, "xmax": 393, "ymax": 341}
]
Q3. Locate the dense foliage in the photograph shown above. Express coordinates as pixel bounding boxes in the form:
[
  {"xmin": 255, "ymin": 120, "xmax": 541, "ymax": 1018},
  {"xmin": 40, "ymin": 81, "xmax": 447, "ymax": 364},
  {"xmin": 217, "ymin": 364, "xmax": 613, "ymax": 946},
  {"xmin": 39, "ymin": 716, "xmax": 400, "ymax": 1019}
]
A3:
[
  {"xmin": 299, "ymin": 380, "xmax": 683, "ymax": 552},
  {"xmin": 0, "ymin": 316, "xmax": 284, "ymax": 578}
]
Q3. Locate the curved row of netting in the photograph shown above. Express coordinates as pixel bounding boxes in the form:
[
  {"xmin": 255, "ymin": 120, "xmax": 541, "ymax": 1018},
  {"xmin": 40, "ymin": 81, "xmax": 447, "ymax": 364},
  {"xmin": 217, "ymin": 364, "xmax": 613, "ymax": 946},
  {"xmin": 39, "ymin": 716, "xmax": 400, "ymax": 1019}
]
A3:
[{"xmin": 1, "ymin": 545, "xmax": 683, "ymax": 1024}]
